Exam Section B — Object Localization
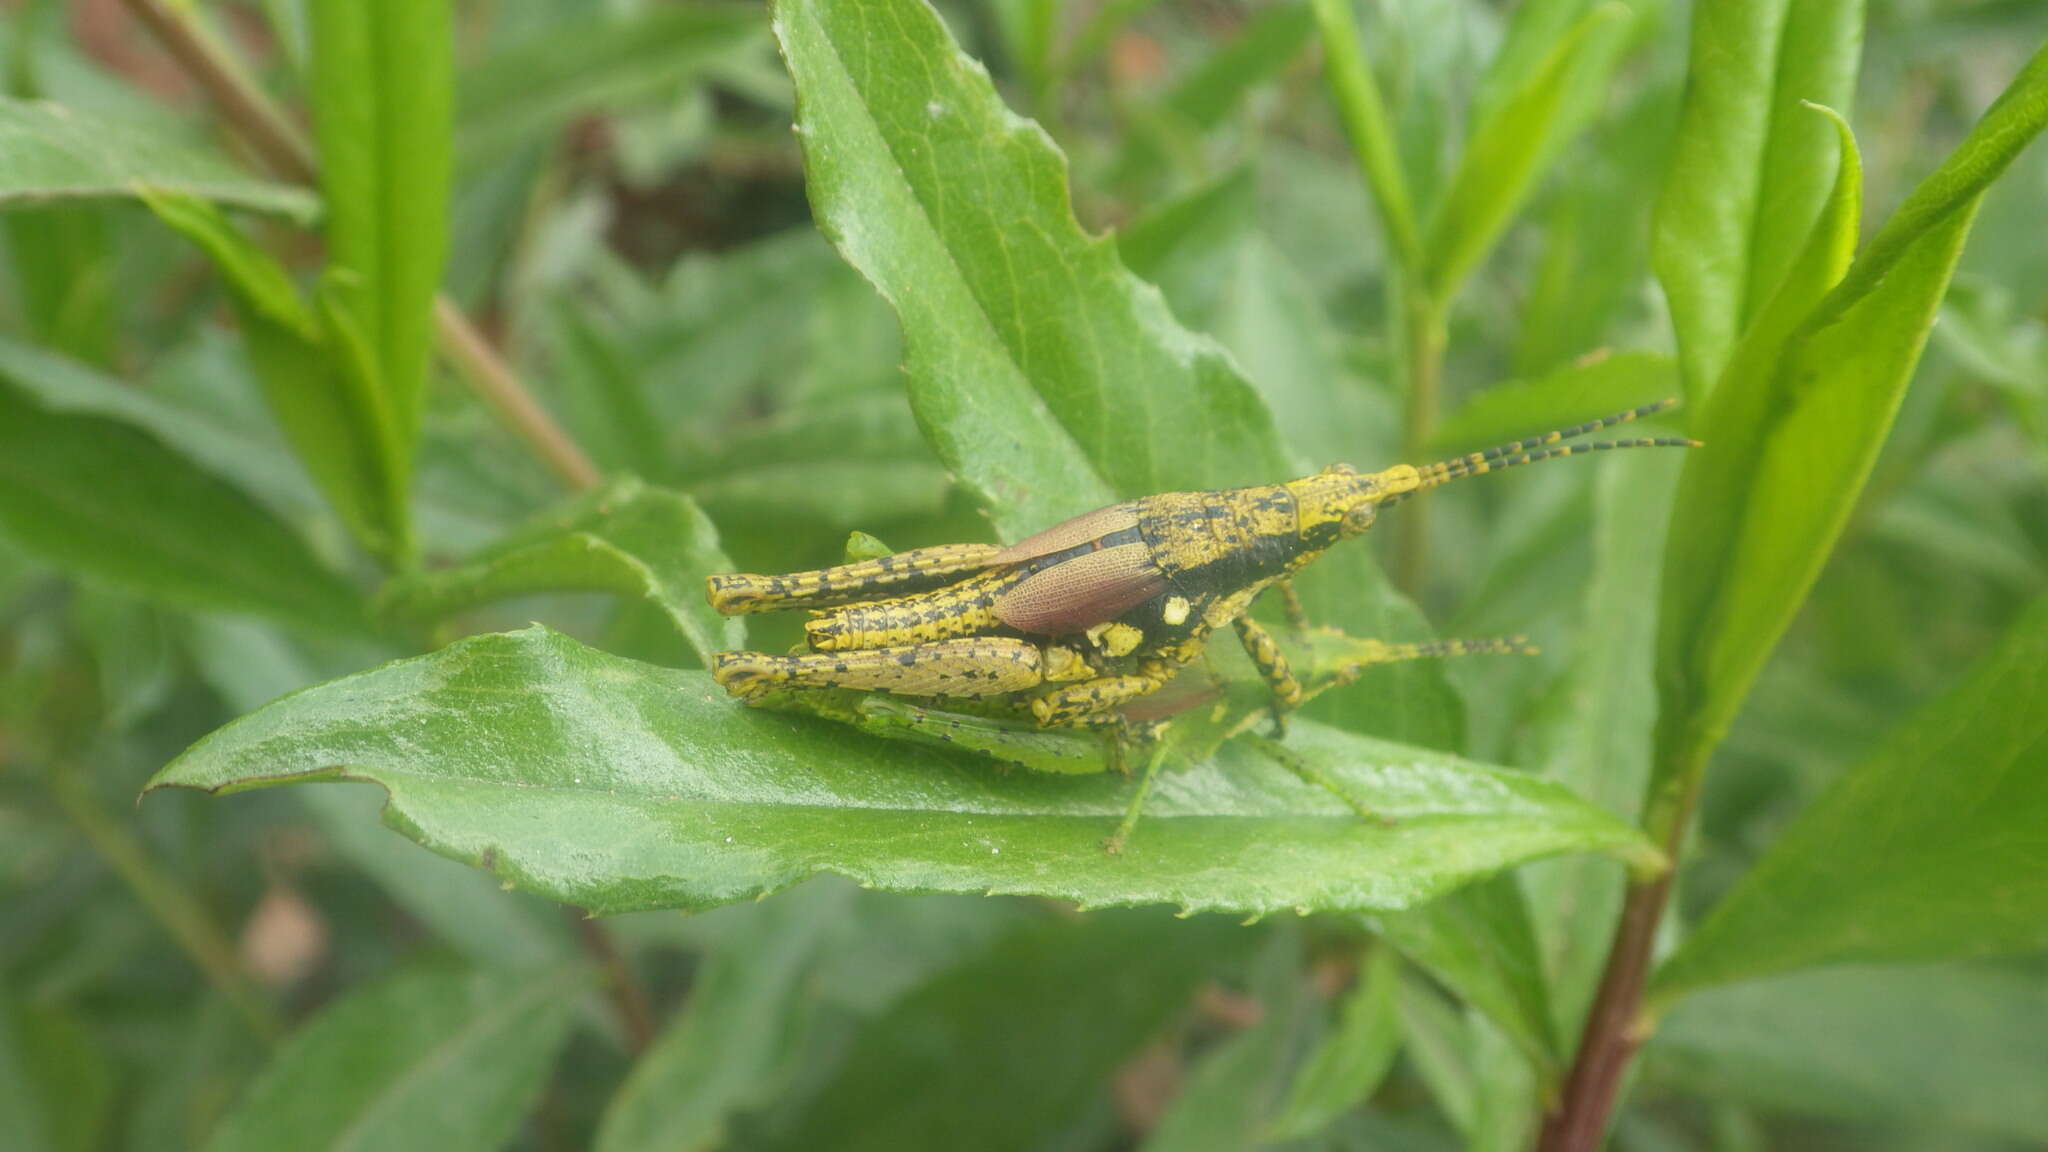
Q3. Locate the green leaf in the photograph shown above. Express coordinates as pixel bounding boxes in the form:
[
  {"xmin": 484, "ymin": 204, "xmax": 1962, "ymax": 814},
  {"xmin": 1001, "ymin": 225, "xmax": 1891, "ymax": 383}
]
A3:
[
  {"xmin": 1264, "ymin": 944, "xmax": 1401, "ymax": 1142},
  {"xmin": 1395, "ymin": 971, "xmax": 1478, "ymax": 1134},
  {"xmin": 1429, "ymin": 353, "xmax": 1679, "ymax": 455},
  {"xmin": 144, "ymin": 194, "xmax": 396, "ymax": 556},
  {"xmin": 0, "ymin": 97, "xmax": 317, "ymax": 221},
  {"xmin": 1423, "ymin": 2, "xmax": 1629, "ymax": 302},
  {"xmin": 183, "ymin": 615, "xmax": 577, "ymax": 971},
  {"xmin": 309, "ymin": 0, "xmax": 454, "ymax": 555},
  {"xmin": 1309, "ymin": 0, "xmax": 1422, "ymax": 272},
  {"xmin": 1142, "ymin": 928, "xmax": 1310, "ymax": 1152},
  {"xmin": 0, "ymin": 335, "xmax": 319, "ymax": 518},
  {"xmin": 1655, "ymin": 62, "xmax": 2048, "ymax": 798},
  {"xmin": 1652, "ymin": 0, "xmax": 1867, "ymax": 399},
  {"xmin": 4, "ymin": 203, "xmax": 114, "ymax": 366},
  {"xmin": 595, "ymin": 883, "xmax": 850, "ymax": 1152},
  {"xmin": 202, "ymin": 963, "xmax": 580, "ymax": 1152},
  {"xmin": 0, "ymin": 996, "xmax": 114, "ymax": 1152},
  {"xmin": 1154, "ymin": 1, "xmax": 1315, "ymax": 132},
  {"xmin": 773, "ymin": 0, "xmax": 1292, "ymax": 540},
  {"xmin": 1374, "ymin": 874, "xmax": 1559, "ymax": 1079},
  {"xmin": 457, "ymin": 4, "xmax": 766, "ymax": 171},
  {"xmin": 0, "ymin": 380, "xmax": 361, "ymax": 632},
  {"xmin": 761, "ymin": 910, "xmax": 1252, "ymax": 1152},
  {"xmin": 1645, "ymin": 965, "xmax": 2048, "ymax": 1144},
  {"xmin": 150, "ymin": 627, "xmax": 1660, "ymax": 918},
  {"xmin": 1651, "ymin": 596, "xmax": 2048, "ymax": 1001},
  {"xmin": 378, "ymin": 477, "xmax": 742, "ymax": 664}
]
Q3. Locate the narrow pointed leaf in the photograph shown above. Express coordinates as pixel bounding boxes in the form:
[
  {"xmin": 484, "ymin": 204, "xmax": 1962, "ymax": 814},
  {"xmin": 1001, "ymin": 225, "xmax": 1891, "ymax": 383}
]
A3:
[
  {"xmin": 1374, "ymin": 874, "xmax": 1559, "ymax": 1077},
  {"xmin": 773, "ymin": 0, "xmax": 1291, "ymax": 539},
  {"xmin": 145, "ymin": 194, "xmax": 395, "ymax": 555},
  {"xmin": 1424, "ymin": 3, "xmax": 1629, "ymax": 301},
  {"xmin": 1656, "ymin": 63, "xmax": 2048, "ymax": 792},
  {"xmin": 379, "ymin": 477, "xmax": 742, "ymax": 663},
  {"xmin": 1265, "ymin": 944, "xmax": 1401, "ymax": 1141},
  {"xmin": 150, "ymin": 627, "xmax": 1659, "ymax": 919},
  {"xmin": 595, "ymin": 883, "xmax": 850, "ymax": 1152},
  {"xmin": 0, "ymin": 98, "xmax": 316, "ymax": 221},
  {"xmin": 1652, "ymin": 597, "xmax": 2048, "ymax": 1001},
  {"xmin": 1309, "ymin": 0, "xmax": 1421, "ymax": 271},
  {"xmin": 1653, "ymin": 0, "xmax": 1867, "ymax": 398},
  {"xmin": 203, "ymin": 964, "xmax": 580, "ymax": 1152},
  {"xmin": 309, "ymin": 0, "xmax": 453, "ymax": 550}
]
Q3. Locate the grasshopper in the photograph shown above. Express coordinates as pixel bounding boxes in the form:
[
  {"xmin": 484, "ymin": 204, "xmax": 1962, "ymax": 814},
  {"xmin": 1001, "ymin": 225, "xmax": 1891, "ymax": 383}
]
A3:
[{"xmin": 705, "ymin": 400, "xmax": 1694, "ymax": 741}]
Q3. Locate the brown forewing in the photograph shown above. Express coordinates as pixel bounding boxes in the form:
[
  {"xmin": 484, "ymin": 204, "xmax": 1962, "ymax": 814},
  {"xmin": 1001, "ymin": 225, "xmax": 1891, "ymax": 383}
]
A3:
[
  {"xmin": 994, "ymin": 543, "xmax": 1165, "ymax": 635},
  {"xmin": 994, "ymin": 502, "xmax": 1143, "ymax": 562}
]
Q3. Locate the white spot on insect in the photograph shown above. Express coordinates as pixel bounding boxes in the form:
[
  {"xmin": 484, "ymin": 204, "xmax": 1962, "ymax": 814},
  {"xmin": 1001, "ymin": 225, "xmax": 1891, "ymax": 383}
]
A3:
[{"xmin": 1162, "ymin": 596, "xmax": 1192, "ymax": 626}]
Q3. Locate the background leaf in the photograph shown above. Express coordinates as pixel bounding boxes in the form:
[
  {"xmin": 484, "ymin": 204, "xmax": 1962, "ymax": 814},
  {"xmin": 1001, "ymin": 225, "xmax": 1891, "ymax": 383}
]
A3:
[
  {"xmin": 378, "ymin": 477, "xmax": 742, "ymax": 663},
  {"xmin": 456, "ymin": 4, "xmax": 767, "ymax": 172},
  {"xmin": 1651, "ymin": 595, "xmax": 2048, "ymax": 1000},
  {"xmin": 1645, "ymin": 964, "xmax": 2048, "ymax": 1145},
  {"xmin": 0, "ymin": 97, "xmax": 317, "ymax": 221},
  {"xmin": 1264, "ymin": 944, "xmax": 1401, "ymax": 1142},
  {"xmin": 0, "ymin": 379, "xmax": 360, "ymax": 633},
  {"xmin": 149, "ymin": 627, "xmax": 1658, "ymax": 919},
  {"xmin": 760, "ymin": 910, "xmax": 1250, "ymax": 1152},
  {"xmin": 1652, "ymin": 0, "xmax": 1867, "ymax": 399},
  {"xmin": 1374, "ymin": 874, "xmax": 1559, "ymax": 1079},
  {"xmin": 308, "ymin": 0, "xmax": 454, "ymax": 557},
  {"xmin": 1423, "ymin": 2, "xmax": 1627, "ymax": 301},
  {"xmin": 145, "ymin": 194, "xmax": 397, "ymax": 556},
  {"xmin": 595, "ymin": 881, "xmax": 849, "ymax": 1152},
  {"xmin": 202, "ymin": 963, "xmax": 580, "ymax": 1152}
]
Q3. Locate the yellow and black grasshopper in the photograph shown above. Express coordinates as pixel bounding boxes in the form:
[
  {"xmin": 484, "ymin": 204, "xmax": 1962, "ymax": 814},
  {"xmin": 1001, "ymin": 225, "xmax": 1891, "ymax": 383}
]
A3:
[{"xmin": 705, "ymin": 401, "xmax": 1695, "ymax": 741}]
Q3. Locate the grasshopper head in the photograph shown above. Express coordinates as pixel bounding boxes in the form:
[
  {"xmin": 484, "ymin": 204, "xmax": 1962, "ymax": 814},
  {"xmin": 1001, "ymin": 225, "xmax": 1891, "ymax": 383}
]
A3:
[{"xmin": 1293, "ymin": 399, "xmax": 1699, "ymax": 543}]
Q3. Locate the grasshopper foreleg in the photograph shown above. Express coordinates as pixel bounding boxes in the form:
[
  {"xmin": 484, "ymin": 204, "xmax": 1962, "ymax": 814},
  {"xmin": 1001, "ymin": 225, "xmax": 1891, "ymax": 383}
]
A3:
[
  {"xmin": 1232, "ymin": 615, "xmax": 1304, "ymax": 736},
  {"xmin": 1275, "ymin": 578, "xmax": 1310, "ymax": 634}
]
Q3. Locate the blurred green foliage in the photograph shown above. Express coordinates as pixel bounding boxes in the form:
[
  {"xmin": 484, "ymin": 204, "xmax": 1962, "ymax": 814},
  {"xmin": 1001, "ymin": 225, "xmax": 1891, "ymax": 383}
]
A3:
[{"xmin": 1, "ymin": 1, "xmax": 2044, "ymax": 1150}]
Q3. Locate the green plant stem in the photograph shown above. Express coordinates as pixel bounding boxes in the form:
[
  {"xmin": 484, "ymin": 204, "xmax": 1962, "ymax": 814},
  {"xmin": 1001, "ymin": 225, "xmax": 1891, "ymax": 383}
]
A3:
[
  {"xmin": 49, "ymin": 771, "xmax": 283, "ymax": 1042},
  {"xmin": 114, "ymin": 0, "xmax": 600, "ymax": 493},
  {"xmin": 1393, "ymin": 292, "xmax": 1445, "ymax": 595}
]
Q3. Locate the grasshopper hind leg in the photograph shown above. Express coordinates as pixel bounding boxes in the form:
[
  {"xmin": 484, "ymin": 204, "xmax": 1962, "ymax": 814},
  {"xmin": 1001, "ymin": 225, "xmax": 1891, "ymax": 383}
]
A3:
[
  {"xmin": 706, "ymin": 542, "xmax": 1003, "ymax": 615},
  {"xmin": 711, "ymin": 637, "xmax": 1048, "ymax": 700}
]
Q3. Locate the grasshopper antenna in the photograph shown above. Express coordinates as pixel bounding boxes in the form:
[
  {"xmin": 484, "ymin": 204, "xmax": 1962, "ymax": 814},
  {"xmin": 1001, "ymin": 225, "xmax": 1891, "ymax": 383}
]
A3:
[{"xmin": 1408, "ymin": 398, "xmax": 1698, "ymax": 493}]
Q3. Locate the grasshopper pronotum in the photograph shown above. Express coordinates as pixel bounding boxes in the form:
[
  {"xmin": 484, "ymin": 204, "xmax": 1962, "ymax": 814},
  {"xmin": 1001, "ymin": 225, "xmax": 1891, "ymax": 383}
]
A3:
[{"xmin": 705, "ymin": 400, "xmax": 1694, "ymax": 734}]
